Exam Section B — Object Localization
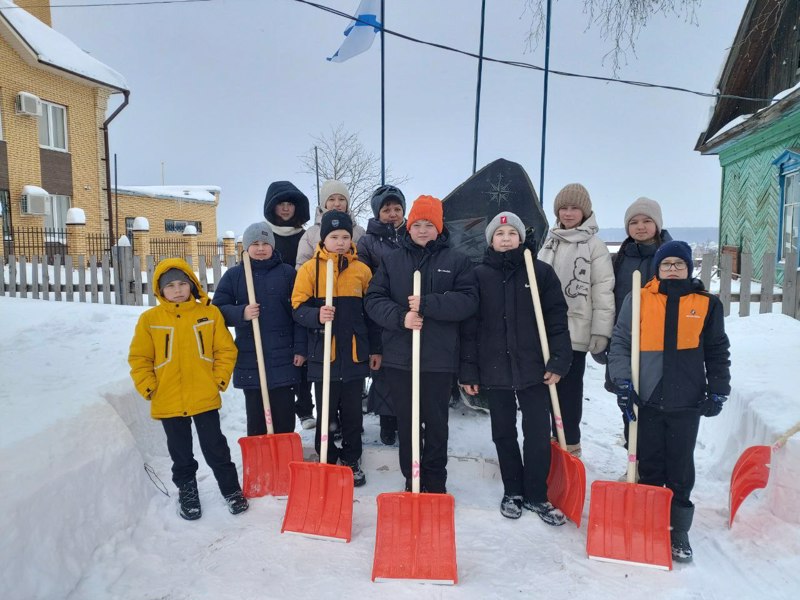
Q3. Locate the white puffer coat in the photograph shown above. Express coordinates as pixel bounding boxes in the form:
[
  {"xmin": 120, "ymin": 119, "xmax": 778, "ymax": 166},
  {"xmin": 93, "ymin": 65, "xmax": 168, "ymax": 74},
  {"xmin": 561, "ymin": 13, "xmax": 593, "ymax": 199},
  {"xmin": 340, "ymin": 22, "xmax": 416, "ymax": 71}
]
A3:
[{"xmin": 537, "ymin": 212, "xmax": 615, "ymax": 352}]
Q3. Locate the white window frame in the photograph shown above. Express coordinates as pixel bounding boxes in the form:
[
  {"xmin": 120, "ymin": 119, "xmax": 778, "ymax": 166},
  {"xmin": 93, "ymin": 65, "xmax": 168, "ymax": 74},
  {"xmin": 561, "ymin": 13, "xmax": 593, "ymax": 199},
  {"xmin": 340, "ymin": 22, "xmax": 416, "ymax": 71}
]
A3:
[
  {"xmin": 38, "ymin": 101, "xmax": 68, "ymax": 151},
  {"xmin": 780, "ymin": 170, "xmax": 800, "ymax": 263}
]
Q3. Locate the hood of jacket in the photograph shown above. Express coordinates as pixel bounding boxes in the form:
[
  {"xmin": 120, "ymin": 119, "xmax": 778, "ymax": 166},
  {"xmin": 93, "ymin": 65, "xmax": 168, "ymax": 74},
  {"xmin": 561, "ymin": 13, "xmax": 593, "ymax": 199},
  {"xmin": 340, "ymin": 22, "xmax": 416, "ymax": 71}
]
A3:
[
  {"xmin": 264, "ymin": 181, "xmax": 311, "ymax": 228},
  {"xmin": 153, "ymin": 258, "xmax": 208, "ymax": 306}
]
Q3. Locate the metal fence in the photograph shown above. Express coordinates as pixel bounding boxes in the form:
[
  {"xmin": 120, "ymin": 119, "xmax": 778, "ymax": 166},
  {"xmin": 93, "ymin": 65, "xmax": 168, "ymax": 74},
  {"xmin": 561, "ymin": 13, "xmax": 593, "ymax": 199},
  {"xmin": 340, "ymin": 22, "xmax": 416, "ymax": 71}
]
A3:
[
  {"xmin": 150, "ymin": 237, "xmax": 187, "ymax": 258},
  {"xmin": 3, "ymin": 227, "xmax": 68, "ymax": 264},
  {"xmin": 198, "ymin": 241, "xmax": 225, "ymax": 264},
  {"xmin": 87, "ymin": 233, "xmax": 111, "ymax": 258}
]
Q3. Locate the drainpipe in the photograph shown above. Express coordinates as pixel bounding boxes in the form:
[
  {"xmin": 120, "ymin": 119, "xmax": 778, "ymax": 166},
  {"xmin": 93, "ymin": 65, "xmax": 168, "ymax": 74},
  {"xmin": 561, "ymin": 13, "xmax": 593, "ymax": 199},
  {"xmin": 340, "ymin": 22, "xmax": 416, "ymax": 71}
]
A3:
[{"xmin": 102, "ymin": 90, "xmax": 130, "ymax": 241}]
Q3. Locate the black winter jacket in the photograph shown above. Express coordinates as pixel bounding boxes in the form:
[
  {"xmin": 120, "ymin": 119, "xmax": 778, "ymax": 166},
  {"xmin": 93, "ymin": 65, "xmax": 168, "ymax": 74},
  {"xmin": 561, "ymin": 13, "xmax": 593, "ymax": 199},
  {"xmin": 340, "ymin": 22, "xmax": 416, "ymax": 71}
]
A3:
[
  {"xmin": 212, "ymin": 255, "xmax": 306, "ymax": 390},
  {"xmin": 364, "ymin": 228, "xmax": 478, "ymax": 373},
  {"xmin": 356, "ymin": 217, "xmax": 406, "ymax": 273},
  {"xmin": 612, "ymin": 230, "xmax": 672, "ymax": 319},
  {"xmin": 460, "ymin": 247, "xmax": 572, "ymax": 389}
]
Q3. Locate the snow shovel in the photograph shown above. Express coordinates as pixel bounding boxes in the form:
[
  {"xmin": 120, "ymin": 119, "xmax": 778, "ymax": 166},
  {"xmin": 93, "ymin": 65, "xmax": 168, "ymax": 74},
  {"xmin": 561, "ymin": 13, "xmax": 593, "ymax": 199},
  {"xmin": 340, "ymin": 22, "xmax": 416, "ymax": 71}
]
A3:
[
  {"xmin": 587, "ymin": 270, "xmax": 673, "ymax": 570},
  {"xmin": 372, "ymin": 271, "xmax": 458, "ymax": 584},
  {"xmin": 523, "ymin": 249, "xmax": 586, "ymax": 527},
  {"xmin": 729, "ymin": 421, "xmax": 800, "ymax": 528},
  {"xmin": 238, "ymin": 252, "xmax": 302, "ymax": 498},
  {"xmin": 282, "ymin": 258, "xmax": 354, "ymax": 542}
]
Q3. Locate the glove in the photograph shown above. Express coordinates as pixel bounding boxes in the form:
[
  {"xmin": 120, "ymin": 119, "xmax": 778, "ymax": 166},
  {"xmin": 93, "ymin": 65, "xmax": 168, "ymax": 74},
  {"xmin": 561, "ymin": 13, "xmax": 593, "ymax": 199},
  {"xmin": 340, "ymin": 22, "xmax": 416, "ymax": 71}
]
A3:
[
  {"xmin": 614, "ymin": 379, "xmax": 639, "ymax": 422},
  {"xmin": 700, "ymin": 393, "xmax": 727, "ymax": 417},
  {"xmin": 588, "ymin": 335, "xmax": 608, "ymax": 355},
  {"xmin": 591, "ymin": 349, "xmax": 608, "ymax": 365}
]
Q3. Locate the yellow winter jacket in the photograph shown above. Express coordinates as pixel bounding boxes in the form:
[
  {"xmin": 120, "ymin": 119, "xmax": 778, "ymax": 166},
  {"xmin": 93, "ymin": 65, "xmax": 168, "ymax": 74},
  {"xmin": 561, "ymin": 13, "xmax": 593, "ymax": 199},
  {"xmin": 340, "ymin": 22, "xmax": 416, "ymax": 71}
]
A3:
[{"xmin": 128, "ymin": 258, "xmax": 237, "ymax": 419}]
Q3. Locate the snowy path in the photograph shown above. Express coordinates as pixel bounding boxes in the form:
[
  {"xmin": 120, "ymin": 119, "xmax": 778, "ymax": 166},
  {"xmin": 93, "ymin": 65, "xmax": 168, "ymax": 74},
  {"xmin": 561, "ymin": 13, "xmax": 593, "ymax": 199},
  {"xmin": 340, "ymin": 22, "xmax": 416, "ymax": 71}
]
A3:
[{"xmin": 1, "ymin": 298, "xmax": 799, "ymax": 599}]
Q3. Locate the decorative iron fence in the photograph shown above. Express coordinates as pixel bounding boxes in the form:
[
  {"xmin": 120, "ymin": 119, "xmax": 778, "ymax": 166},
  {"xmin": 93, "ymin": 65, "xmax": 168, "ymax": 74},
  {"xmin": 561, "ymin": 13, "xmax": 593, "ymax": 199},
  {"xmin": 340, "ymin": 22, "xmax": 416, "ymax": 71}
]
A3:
[
  {"xmin": 198, "ymin": 241, "xmax": 225, "ymax": 264},
  {"xmin": 87, "ymin": 233, "xmax": 111, "ymax": 258},
  {"xmin": 150, "ymin": 237, "xmax": 186, "ymax": 259},
  {"xmin": 3, "ymin": 227, "xmax": 68, "ymax": 264}
]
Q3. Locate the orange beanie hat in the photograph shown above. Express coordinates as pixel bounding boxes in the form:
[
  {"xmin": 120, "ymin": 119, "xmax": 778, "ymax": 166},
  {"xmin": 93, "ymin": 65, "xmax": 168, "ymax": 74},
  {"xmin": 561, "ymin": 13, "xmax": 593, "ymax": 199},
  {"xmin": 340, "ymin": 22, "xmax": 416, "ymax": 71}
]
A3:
[{"xmin": 407, "ymin": 195, "xmax": 443, "ymax": 233}]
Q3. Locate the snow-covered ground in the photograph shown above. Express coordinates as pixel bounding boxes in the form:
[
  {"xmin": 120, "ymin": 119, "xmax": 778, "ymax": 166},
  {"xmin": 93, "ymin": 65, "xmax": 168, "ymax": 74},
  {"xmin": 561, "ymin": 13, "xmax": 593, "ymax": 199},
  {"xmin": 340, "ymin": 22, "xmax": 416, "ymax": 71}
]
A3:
[{"xmin": 1, "ymin": 296, "xmax": 799, "ymax": 599}]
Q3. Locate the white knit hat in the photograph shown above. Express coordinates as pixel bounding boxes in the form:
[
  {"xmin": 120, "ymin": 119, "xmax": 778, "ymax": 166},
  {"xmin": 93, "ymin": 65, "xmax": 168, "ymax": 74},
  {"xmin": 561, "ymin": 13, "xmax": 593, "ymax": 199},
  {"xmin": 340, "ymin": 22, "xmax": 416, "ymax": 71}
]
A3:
[{"xmin": 318, "ymin": 179, "xmax": 350, "ymax": 211}]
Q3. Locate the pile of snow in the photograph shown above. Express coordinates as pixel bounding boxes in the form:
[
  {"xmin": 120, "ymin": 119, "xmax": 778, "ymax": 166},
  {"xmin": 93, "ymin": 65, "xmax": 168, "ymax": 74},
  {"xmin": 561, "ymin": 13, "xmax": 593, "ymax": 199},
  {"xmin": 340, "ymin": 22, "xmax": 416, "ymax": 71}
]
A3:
[{"xmin": 1, "ymin": 297, "xmax": 799, "ymax": 599}]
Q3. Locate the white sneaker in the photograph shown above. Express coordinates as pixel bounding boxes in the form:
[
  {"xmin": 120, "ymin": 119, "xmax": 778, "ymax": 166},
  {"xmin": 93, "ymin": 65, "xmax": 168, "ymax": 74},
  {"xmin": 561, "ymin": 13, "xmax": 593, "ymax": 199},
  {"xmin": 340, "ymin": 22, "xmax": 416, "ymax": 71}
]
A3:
[{"xmin": 300, "ymin": 415, "xmax": 316, "ymax": 430}]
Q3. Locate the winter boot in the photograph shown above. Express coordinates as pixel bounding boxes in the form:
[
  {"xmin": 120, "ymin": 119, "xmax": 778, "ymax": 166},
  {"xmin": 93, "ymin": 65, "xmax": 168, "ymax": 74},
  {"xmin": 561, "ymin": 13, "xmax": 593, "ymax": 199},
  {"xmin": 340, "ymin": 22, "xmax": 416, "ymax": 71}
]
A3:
[
  {"xmin": 380, "ymin": 415, "xmax": 397, "ymax": 446},
  {"xmin": 299, "ymin": 415, "xmax": 316, "ymax": 430},
  {"xmin": 224, "ymin": 490, "xmax": 249, "ymax": 515},
  {"xmin": 523, "ymin": 500, "xmax": 567, "ymax": 526},
  {"xmin": 341, "ymin": 460, "xmax": 366, "ymax": 487},
  {"xmin": 178, "ymin": 480, "xmax": 201, "ymax": 521},
  {"xmin": 566, "ymin": 443, "xmax": 582, "ymax": 458},
  {"xmin": 500, "ymin": 495, "xmax": 523, "ymax": 519},
  {"xmin": 670, "ymin": 503, "xmax": 695, "ymax": 563}
]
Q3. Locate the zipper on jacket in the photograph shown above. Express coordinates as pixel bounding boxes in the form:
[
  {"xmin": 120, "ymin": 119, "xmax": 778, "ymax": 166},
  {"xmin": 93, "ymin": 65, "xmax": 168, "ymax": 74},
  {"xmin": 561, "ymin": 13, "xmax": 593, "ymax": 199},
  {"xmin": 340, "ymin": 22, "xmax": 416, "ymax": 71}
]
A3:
[
  {"xmin": 165, "ymin": 334, "xmax": 170, "ymax": 358},
  {"xmin": 198, "ymin": 331, "xmax": 205, "ymax": 355}
]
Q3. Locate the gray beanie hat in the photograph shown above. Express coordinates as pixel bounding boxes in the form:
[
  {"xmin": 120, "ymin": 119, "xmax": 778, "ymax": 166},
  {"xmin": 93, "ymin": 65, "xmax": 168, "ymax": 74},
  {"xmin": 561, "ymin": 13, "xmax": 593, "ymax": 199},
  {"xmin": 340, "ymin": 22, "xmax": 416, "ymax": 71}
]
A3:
[
  {"xmin": 158, "ymin": 268, "xmax": 191, "ymax": 292},
  {"xmin": 485, "ymin": 211, "xmax": 526, "ymax": 246},
  {"xmin": 624, "ymin": 197, "xmax": 663, "ymax": 232},
  {"xmin": 553, "ymin": 183, "xmax": 592, "ymax": 219},
  {"xmin": 242, "ymin": 221, "xmax": 275, "ymax": 250}
]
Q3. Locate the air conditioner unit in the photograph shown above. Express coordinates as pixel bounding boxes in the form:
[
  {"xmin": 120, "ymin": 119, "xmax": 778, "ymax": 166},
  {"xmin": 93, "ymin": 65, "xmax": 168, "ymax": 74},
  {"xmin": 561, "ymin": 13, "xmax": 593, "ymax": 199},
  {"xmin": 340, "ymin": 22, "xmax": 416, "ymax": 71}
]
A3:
[
  {"xmin": 21, "ymin": 194, "xmax": 47, "ymax": 215},
  {"xmin": 15, "ymin": 91, "xmax": 42, "ymax": 117}
]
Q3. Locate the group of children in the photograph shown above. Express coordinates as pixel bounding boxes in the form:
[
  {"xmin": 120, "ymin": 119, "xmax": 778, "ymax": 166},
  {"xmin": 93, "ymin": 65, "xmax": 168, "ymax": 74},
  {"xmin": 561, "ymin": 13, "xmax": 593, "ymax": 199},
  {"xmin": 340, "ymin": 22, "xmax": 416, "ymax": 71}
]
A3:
[{"xmin": 128, "ymin": 179, "xmax": 730, "ymax": 564}]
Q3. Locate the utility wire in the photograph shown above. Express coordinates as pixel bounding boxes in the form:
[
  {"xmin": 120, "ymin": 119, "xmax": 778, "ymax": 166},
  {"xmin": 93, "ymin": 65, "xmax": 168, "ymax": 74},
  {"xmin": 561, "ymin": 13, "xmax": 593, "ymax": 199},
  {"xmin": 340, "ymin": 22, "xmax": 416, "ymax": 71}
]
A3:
[{"xmin": 294, "ymin": 0, "xmax": 779, "ymax": 105}]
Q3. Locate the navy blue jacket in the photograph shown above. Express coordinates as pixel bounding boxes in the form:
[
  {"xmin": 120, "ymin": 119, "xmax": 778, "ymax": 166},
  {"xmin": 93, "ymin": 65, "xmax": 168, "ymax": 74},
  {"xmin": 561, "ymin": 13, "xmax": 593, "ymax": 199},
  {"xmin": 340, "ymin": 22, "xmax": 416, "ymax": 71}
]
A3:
[
  {"xmin": 365, "ymin": 228, "xmax": 478, "ymax": 373},
  {"xmin": 460, "ymin": 247, "xmax": 572, "ymax": 389},
  {"xmin": 356, "ymin": 217, "xmax": 406, "ymax": 273},
  {"xmin": 213, "ymin": 255, "xmax": 306, "ymax": 390}
]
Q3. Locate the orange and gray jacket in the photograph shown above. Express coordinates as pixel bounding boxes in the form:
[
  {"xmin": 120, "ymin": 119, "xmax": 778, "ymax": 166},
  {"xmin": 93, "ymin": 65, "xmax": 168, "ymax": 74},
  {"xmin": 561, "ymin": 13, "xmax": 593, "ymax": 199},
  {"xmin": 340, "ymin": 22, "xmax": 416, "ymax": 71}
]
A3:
[
  {"xmin": 292, "ymin": 244, "xmax": 379, "ymax": 383},
  {"xmin": 608, "ymin": 276, "xmax": 731, "ymax": 411},
  {"xmin": 128, "ymin": 258, "xmax": 237, "ymax": 419}
]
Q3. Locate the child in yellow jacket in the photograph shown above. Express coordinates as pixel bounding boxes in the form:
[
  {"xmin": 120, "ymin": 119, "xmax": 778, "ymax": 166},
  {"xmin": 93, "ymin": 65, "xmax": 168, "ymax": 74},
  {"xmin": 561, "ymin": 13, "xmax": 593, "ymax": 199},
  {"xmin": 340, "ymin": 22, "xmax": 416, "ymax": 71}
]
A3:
[
  {"xmin": 128, "ymin": 258, "xmax": 247, "ymax": 520},
  {"xmin": 292, "ymin": 211, "xmax": 380, "ymax": 487}
]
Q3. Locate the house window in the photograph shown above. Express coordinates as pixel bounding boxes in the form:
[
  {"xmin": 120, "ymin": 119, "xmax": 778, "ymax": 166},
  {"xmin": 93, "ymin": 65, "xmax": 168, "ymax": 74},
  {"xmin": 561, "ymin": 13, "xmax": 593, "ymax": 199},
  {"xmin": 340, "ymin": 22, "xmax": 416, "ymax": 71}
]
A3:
[
  {"xmin": 165, "ymin": 219, "xmax": 202, "ymax": 233},
  {"xmin": 38, "ymin": 101, "xmax": 68, "ymax": 151},
  {"xmin": 781, "ymin": 171, "xmax": 800, "ymax": 261},
  {"xmin": 45, "ymin": 195, "xmax": 71, "ymax": 230}
]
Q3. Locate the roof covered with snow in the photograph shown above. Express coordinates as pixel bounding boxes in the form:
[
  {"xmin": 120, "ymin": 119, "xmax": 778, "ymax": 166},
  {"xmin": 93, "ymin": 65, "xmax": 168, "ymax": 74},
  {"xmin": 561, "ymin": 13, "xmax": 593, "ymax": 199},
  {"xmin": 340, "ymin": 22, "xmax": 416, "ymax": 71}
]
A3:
[
  {"xmin": 116, "ymin": 185, "xmax": 221, "ymax": 203},
  {"xmin": 0, "ymin": 0, "xmax": 128, "ymax": 91}
]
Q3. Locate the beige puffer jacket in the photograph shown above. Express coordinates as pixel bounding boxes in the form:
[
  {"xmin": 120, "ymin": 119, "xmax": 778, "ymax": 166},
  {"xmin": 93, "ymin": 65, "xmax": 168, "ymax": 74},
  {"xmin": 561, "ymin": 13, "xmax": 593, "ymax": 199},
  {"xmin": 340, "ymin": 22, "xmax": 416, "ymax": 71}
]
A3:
[{"xmin": 537, "ymin": 212, "xmax": 615, "ymax": 352}]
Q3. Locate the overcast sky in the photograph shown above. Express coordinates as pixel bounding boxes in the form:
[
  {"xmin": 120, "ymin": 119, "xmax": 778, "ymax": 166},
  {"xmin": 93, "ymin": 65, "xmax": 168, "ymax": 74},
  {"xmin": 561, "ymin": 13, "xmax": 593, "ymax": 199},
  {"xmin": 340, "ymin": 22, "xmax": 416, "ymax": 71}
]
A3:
[{"xmin": 53, "ymin": 0, "xmax": 748, "ymax": 233}]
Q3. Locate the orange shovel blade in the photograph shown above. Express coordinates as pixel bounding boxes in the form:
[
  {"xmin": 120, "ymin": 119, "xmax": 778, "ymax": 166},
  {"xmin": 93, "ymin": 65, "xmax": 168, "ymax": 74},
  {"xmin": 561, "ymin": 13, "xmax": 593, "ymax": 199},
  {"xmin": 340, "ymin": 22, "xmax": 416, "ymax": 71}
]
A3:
[
  {"xmin": 372, "ymin": 492, "xmax": 458, "ymax": 584},
  {"xmin": 281, "ymin": 461, "xmax": 353, "ymax": 542},
  {"xmin": 587, "ymin": 480, "xmax": 673, "ymax": 570},
  {"xmin": 729, "ymin": 445, "xmax": 771, "ymax": 528},
  {"xmin": 547, "ymin": 441, "xmax": 586, "ymax": 527},
  {"xmin": 239, "ymin": 432, "xmax": 303, "ymax": 497}
]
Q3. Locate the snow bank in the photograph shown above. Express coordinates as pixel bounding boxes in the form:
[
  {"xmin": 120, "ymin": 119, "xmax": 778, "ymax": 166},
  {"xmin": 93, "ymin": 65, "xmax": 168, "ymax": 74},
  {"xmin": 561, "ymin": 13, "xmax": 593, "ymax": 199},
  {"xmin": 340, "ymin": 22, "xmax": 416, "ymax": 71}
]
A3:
[{"xmin": 1, "ymin": 297, "xmax": 799, "ymax": 598}]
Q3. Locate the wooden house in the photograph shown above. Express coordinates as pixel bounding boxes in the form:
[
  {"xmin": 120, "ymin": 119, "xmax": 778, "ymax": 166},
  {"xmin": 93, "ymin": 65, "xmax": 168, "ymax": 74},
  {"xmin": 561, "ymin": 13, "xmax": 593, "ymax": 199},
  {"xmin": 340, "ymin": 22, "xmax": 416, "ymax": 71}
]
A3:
[{"xmin": 695, "ymin": 0, "xmax": 800, "ymax": 281}]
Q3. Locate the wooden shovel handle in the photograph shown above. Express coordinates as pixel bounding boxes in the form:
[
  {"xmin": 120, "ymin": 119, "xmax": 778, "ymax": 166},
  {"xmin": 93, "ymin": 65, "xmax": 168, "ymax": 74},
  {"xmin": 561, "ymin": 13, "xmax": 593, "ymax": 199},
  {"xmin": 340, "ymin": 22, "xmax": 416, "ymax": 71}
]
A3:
[
  {"xmin": 320, "ymin": 259, "xmax": 334, "ymax": 464},
  {"xmin": 524, "ymin": 249, "xmax": 567, "ymax": 450},
  {"xmin": 627, "ymin": 270, "xmax": 642, "ymax": 484},
  {"xmin": 411, "ymin": 271, "xmax": 422, "ymax": 494},
  {"xmin": 243, "ymin": 253, "xmax": 274, "ymax": 436}
]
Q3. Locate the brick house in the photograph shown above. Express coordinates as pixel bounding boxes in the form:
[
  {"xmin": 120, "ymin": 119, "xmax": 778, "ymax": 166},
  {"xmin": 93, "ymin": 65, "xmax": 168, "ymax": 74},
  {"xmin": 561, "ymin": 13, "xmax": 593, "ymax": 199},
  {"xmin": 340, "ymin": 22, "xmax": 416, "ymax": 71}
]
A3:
[{"xmin": 0, "ymin": 0, "xmax": 220, "ymax": 259}]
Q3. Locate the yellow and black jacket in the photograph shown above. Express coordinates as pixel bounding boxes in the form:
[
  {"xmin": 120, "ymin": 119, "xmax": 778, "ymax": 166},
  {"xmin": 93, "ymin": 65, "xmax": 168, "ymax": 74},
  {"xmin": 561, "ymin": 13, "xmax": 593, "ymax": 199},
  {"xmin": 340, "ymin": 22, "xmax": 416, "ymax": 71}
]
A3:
[
  {"xmin": 128, "ymin": 258, "xmax": 237, "ymax": 419},
  {"xmin": 292, "ymin": 244, "xmax": 379, "ymax": 383},
  {"xmin": 608, "ymin": 276, "xmax": 731, "ymax": 411}
]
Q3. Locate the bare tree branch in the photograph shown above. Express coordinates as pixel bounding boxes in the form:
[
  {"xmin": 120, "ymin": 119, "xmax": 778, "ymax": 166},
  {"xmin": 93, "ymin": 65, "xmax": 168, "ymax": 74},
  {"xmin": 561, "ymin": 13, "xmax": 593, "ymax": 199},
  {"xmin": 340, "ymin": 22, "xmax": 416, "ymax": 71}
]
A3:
[
  {"xmin": 299, "ymin": 124, "xmax": 409, "ymax": 225},
  {"xmin": 522, "ymin": 0, "xmax": 701, "ymax": 74}
]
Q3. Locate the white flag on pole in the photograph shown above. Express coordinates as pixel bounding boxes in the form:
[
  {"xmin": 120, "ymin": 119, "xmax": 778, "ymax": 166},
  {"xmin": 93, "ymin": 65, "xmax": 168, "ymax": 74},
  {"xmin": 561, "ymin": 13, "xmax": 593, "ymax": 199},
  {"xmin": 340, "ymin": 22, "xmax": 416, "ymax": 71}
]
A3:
[{"xmin": 327, "ymin": 0, "xmax": 381, "ymax": 63}]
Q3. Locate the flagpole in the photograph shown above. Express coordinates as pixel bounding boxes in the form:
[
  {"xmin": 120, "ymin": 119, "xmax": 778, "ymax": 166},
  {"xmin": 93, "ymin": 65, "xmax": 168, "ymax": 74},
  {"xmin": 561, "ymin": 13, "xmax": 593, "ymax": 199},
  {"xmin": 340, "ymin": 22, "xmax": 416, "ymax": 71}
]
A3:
[
  {"xmin": 380, "ymin": 0, "xmax": 385, "ymax": 185},
  {"xmin": 538, "ymin": 0, "xmax": 552, "ymax": 207},
  {"xmin": 472, "ymin": 0, "xmax": 486, "ymax": 175}
]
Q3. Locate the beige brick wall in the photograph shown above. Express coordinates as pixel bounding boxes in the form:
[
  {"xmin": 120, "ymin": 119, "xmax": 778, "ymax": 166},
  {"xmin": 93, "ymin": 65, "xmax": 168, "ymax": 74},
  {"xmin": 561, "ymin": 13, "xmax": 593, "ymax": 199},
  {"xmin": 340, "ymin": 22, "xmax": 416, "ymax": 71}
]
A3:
[
  {"xmin": 0, "ymin": 35, "xmax": 111, "ymax": 235},
  {"xmin": 14, "ymin": 1, "xmax": 52, "ymax": 27},
  {"xmin": 115, "ymin": 193, "xmax": 219, "ymax": 244}
]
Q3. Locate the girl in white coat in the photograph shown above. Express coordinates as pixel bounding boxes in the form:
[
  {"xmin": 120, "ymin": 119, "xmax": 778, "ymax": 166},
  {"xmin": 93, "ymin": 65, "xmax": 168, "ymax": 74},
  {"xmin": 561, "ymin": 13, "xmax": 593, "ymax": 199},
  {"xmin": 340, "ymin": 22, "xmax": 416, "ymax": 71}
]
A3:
[{"xmin": 537, "ymin": 183, "xmax": 615, "ymax": 456}]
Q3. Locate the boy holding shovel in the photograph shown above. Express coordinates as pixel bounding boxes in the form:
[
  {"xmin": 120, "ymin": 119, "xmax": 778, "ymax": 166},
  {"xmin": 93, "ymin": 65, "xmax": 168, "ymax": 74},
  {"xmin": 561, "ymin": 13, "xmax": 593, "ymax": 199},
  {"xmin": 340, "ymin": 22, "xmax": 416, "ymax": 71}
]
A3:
[{"xmin": 608, "ymin": 240, "xmax": 731, "ymax": 563}]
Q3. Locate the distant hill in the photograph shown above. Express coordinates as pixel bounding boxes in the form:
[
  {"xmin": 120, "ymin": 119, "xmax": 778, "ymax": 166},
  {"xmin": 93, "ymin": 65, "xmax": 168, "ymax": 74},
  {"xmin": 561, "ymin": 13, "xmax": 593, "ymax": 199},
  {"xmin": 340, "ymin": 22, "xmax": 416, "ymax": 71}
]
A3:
[{"xmin": 597, "ymin": 227, "xmax": 718, "ymax": 245}]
